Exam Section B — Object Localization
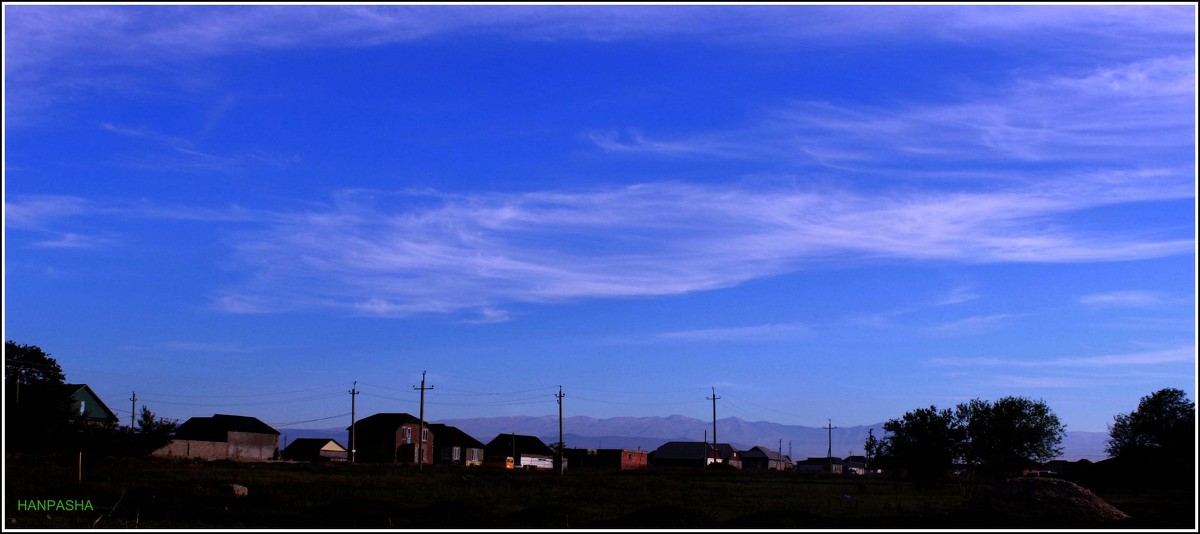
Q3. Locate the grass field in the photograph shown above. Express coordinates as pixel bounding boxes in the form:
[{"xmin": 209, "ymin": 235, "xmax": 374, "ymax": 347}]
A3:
[{"xmin": 5, "ymin": 456, "xmax": 1194, "ymax": 529}]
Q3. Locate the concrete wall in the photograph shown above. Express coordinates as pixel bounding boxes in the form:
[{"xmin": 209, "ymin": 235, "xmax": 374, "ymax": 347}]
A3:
[
  {"xmin": 152, "ymin": 432, "xmax": 278, "ymax": 461},
  {"xmin": 152, "ymin": 439, "xmax": 228, "ymax": 460},
  {"xmin": 228, "ymin": 431, "xmax": 278, "ymax": 461}
]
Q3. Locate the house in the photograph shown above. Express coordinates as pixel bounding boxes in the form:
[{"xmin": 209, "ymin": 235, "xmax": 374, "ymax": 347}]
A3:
[
  {"xmin": 843, "ymin": 455, "xmax": 868, "ymax": 475},
  {"xmin": 18, "ymin": 383, "xmax": 119, "ymax": 426},
  {"xmin": 563, "ymin": 448, "xmax": 649, "ymax": 471},
  {"xmin": 153, "ymin": 414, "xmax": 279, "ymax": 461},
  {"xmin": 796, "ymin": 456, "xmax": 843, "ymax": 474},
  {"xmin": 282, "ymin": 437, "xmax": 347, "ymax": 462},
  {"xmin": 348, "ymin": 413, "xmax": 434, "ymax": 464},
  {"xmin": 428, "ymin": 423, "xmax": 484, "ymax": 466},
  {"xmin": 741, "ymin": 446, "xmax": 794, "ymax": 471},
  {"xmin": 483, "ymin": 433, "xmax": 554, "ymax": 470},
  {"xmin": 648, "ymin": 441, "xmax": 741, "ymax": 468}
]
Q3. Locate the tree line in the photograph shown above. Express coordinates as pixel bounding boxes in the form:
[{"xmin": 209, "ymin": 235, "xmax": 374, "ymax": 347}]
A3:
[
  {"xmin": 5, "ymin": 340, "xmax": 1196, "ymax": 484},
  {"xmin": 864, "ymin": 389, "xmax": 1195, "ymax": 487}
]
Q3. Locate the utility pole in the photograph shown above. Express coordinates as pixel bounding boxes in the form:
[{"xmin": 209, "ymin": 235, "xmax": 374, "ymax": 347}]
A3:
[
  {"xmin": 413, "ymin": 371, "xmax": 433, "ymax": 470},
  {"xmin": 349, "ymin": 381, "xmax": 359, "ymax": 463},
  {"xmin": 707, "ymin": 387, "xmax": 720, "ymax": 451},
  {"xmin": 129, "ymin": 391, "xmax": 137, "ymax": 431},
  {"xmin": 825, "ymin": 418, "xmax": 837, "ymax": 474},
  {"xmin": 555, "ymin": 386, "xmax": 565, "ymax": 476},
  {"xmin": 779, "ymin": 438, "xmax": 783, "ymax": 471}
]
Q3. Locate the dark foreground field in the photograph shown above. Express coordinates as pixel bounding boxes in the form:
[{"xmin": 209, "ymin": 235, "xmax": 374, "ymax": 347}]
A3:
[{"xmin": 5, "ymin": 456, "xmax": 1194, "ymax": 529}]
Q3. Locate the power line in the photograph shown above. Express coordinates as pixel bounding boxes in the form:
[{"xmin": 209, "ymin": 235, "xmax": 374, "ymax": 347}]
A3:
[
  {"xmin": 138, "ymin": 392, "xmax": 344, "ymax": 407},
  {"xmin": 136, "ymin": 384, "xmax": 347, "ymax": 399},
  {"xmin": 270, "ymin": 410, "xmax": 350, "ymax": 427}
]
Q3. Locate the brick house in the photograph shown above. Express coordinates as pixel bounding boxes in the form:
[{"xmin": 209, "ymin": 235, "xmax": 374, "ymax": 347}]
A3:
[
  {"xmin": 349, "ymin": 413, "xmax": 434, "ymax": 464},
  {"xmin": 427, "ymin": 423, "xmax": 484, "ymax": 466}
]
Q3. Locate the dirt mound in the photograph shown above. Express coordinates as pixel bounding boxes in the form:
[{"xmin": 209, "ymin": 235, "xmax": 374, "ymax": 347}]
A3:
[{"xmin": 958, "ymin": 476, "xmax": 1131, "ymax": 527}]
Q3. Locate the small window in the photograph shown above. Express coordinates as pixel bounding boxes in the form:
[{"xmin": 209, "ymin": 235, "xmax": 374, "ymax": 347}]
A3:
[
  {"xmin": 402, "ymin": 428, "xmax": 411, "ymax": 440},
  {"xmin": 421, "ymin": 428, "xmax": 429, "ymax": 442}
]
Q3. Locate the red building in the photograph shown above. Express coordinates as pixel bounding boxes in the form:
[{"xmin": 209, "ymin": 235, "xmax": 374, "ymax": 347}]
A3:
[{"xmin": 348, "ymin": 413, "xmax": 434, "ymax": 464}]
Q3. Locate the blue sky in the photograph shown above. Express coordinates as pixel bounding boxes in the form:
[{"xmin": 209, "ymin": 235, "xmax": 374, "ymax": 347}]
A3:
[{"xmin": 4, "ymin": 4, "xmax": 1196, "ymax": 436}]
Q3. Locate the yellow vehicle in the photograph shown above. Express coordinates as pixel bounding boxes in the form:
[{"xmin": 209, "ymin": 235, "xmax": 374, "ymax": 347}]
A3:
[{"xmin": 482, "ymin": 455, "xmax": 515, "ymax": 469}]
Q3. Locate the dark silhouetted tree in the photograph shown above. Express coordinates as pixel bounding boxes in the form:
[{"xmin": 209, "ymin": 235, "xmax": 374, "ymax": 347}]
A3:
[
  {"xmin": 6, "ymin": 340, "xmax": 66, "ymax": 394},
  {"xmin": 955, "ymin": 396, "xmax": 1065, "ymax": 481},
  {"xmin": 1107, "ymin": 388, "xmax": 1195, "ymax": 461},
  {"xmin": 116, "ymin": 405, "xmax": 179, "ymax": 457},
  {"xmin": 5, "ymin": 341, "xmax": 73, "ymax": 453},
  {"xmin": 881, "ymin": 405, "xmax": 963, "ymax": 487}
]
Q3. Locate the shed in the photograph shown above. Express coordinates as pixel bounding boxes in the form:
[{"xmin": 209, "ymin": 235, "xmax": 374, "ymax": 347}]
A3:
[
  {"xmin": 742, "ymin": 445, "xmax": 794, "ymax": 471},
  {"xmin": 649, "ymin": 441, "xmax": 740, "ymax": 468},
  {"xmin": 484, "ymin": 433, "xmax": 554, "ymax": 470},
  {"xmin": 282, "ymin": 437, "xmax": 347, "ymax": 462},
  {"xmin": 153, "ymin": 414, "xmax": 280, "ymax": 461},
  {"xmin": 564, "ymin": 448, "xmax": 649, "ymax": 471},
  {"xmin": 796, "ymin": 456, "xmax": 843, "ymax": 474}
]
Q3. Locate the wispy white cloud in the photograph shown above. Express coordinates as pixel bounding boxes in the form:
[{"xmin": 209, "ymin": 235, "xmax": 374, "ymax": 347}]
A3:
[
  {"xmin": 8, "ymin": 158, "xmax": 1192, "ymax": 318},
  {"xmin": 928, "ymin": 346, "xmax": 1196, "ymax": 369},
  {"xmin": 926, "ymin": 314, "xmax": 1015, "ymax": 337},
  {"xmin": 160, "ymin": 341, "xmax": 258, "ymax": 354},
  {"xmin": 31, "ymin": 232, "xmax": 109, "ymax": 249},
  {"xmin": 100, "ymin": 122, "xmax": 301, "ymax": 173},
  {"xmin": 590, "ymin": 56, "xmax": 1194, "ymax": 173},
  {"xmin": 209, "ymin": 174, "xmax": 1190, "ymax": 317},
  {"xmin": 935, "ymin": 284, "xmax": 979, "ymax": 306},
  {"xmin": 6, "ymin": 5, "xmax": 1191, "ymax": 122},
  {"xmin": 4, "ymin": 196, "xmax": 95, "ymax": 230},
  {"xmin": 1078, "ymin": 290, "xmax": 1168, "ymax": 308},
  {"xmin": 659, "ymin": 322, "xmax": 811, "ymax": 343}
]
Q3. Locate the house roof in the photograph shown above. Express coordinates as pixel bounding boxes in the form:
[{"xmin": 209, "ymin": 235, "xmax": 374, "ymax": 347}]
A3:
[
  {"xmin": 650, "ymin": 441, "xmax": 740, "ymax": 461},
  {"xmin": 428, "ymin": 424, "xmax": 484, "ymax": 448},
  {"xmin": 65, "ymin": 383, "xmax": 119, "ymax": 423},
  {"xmin": 798, "ymin": 456, "xmax": 843, "ymax": 465},
  {"xmin": 175, "ymin": 414, "xmax": 279, "ymax": 441},
  {"xmin": 20, "ymin": 383, "xmax": 119, "ymax": 424},
  {"xmin": 484, "ymin": 433, "xmax": 553, "ymax": 457},
  {"xmin": 348, "ymin": 412, "xmax": 423, "ymax": 432},
  {"xmin": 283, "ymin": 438, "xmax": 346, "ymax": 458},
  {"xmin": 744, "ymin": 446, "xmax": 792, "ymax": 462}
]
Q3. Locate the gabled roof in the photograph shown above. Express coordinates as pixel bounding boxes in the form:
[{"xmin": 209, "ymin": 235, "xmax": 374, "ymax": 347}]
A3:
[
  {"xmin": 650, "ymin": 441, "xmax": 738, "ymax": 461},
  {"xmin": 64, "ymin": 384, "xmax": 119, "ymax": 424},
  {"xmin": 744, "ymin": 445, "xmax": 791, "ymax": 462},
  {"xmin": 283, "ymin": 438, "xmax": 346, "ymax": 458},
  {"xmin": 175, "ymin": 414, "xmax": 279, "ymax": 441},
  {"xmin": 20, "ymin": 383, "xmax": 119, "ymax": 424},
  {"xmin": 799, "ymin": 456, "xmax": 843, "ymax": 465},
  {"xmin": 348, "ymin": 412, "xmax": 423, "ymax": 432},
  {"xmin": 485, "ymin": 433, "xmax": 553, "ymax": 457},
  {"xmin": 428, "ymin": 424, "xmax": 484, "ymax": 448}
]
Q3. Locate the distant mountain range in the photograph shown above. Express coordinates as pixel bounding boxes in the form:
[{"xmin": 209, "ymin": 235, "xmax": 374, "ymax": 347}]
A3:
[{"xmin": 282, "ymin": 414, "xmax": 1111, "ymax": 462}]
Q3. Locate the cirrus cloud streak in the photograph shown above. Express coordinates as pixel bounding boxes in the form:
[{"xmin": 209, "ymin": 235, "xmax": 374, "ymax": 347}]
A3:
[{"xmin": 211, "ymin": 172, "xmax": 1191, "ymax": 317}]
